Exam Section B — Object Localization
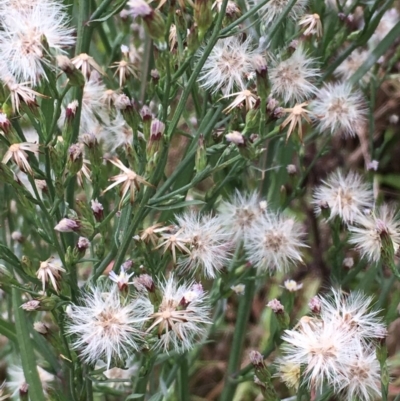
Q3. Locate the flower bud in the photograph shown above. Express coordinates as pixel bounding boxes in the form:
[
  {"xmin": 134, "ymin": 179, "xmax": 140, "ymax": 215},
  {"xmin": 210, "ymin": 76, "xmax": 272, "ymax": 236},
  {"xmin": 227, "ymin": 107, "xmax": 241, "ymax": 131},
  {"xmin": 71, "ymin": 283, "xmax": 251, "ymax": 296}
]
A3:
[
  {"xmin": 147, "ymin": 119, "xmax": 165, "ymax": 157},
  {"xmin": 67, "ymin": 143, "xmax": 83, "ymax": 176},
  {"xmin": 140, "ymin": 105, "xmax": 152, "ymax": 140},
  {"xmin": 54, "ymin": 218, "xmax": 80, "ymax": 233},
  {"xmin": 187, "ymin": 24, "xmax": 200, "ymax": 54},
  {"xmin": 91, "ymin": 199, "xmax": 104, "ymax": 221},
  {"xmin": 56, "ymin": 55, "xmax": 85, "ymax": 87},
  {"xmin": 34, "ymin": 321, "xmax": 49, "ymax": 335},
  {"xmin": 308, "ymin": 296, "xmax": 321, "ymax": 314},
  {"xmin": 143, "ymin": 10, "xmax": 167, "ymax": 48},
  {"xmin": 194, "ymin": 0, "xmax": 213, "ymax": 40},
  {"xmin": 267, "ymin": 299, "xmax": 289, "ymax": 328},
  {"xmin": 0, "ymin": 112, "xmax": 11, "ymax": 134},
  {"xmin": 65, "ymin": 100, "xmax": 79, "ymax": 124}
]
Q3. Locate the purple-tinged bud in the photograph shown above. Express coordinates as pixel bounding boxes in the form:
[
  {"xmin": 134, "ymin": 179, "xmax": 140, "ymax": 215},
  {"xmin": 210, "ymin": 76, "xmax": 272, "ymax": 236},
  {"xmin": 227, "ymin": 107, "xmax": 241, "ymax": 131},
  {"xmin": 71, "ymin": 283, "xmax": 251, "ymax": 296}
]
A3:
[
  {"xmin": 308, "ymin": 296, "xmax": 321, "ymax": 314},
  {"xmin": 33, "ymin": 321, "xmax": 49, "ymax": 334},
  {"xmin": 140, "ymin": 105, "xmax": 152, "ymax": 122},
  {"xmin": 56, "ymin": 55, "xmax": 85, "ymax": 87},
  {"xmin": 77, "ymin": 236, "xmax": 90, "ymax": 252},
  {"xmin": 54, "ymin": 218, "xmax": 79, "ymax": 233},
  {"xmin": 133, "ymin": 273, "xmax": 155, "ymax": 292},
  {"xmin": 67, "ymin": 143, "xmax": 83, "ymax": 176},
  {"xmin": 21, "ymin": 300, "xmax": 41, "ymax": 311},
  {"xmin": 343, "ymin": 257, "xmax": 354, "ymax": 269},
  {"xmin": 225, "ymin": 131, "xmax": 245, "ymax": 146},
  {"xmin": 151, "ymin": 69, "xmax": 160, "ymax": 83},
  {"xmin": 267, "ymin": 299, "xmax": 284, "ymax": 313},
  {"xmin": 0, "ymin": 112, "xmax": 11, "ymax": 134},
  {"xmin": 91, "ymin": 199, "xmax": 104, "ymax": 221},
  {"xmin": 114, "ymin": 94, "xmax": 132, "ymax": 111},
  {"xmin": 249, "ymin": 350, "xmax": 264, "ymax": 368},
  {"xmin": 11, "ymin": 231, "xmax": 24, "ymax": 243},
  {"xmin": 65, "ymin": 100, "xmax": 79, "ymax": 123},
  {"xmin": 286, "ymin": 164, "xmax": 297, "ymax": 175}
]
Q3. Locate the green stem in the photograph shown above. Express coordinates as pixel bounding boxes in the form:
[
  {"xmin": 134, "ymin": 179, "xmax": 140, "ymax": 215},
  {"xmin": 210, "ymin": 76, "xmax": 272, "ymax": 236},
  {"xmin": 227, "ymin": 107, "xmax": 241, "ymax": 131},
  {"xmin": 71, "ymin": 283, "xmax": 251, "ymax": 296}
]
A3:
[
  {"xmin": 220, "ymin": 277, "xmax": 256, "ymax": 401},
  {"xmin": 178, "ymin": 356, "xmax": 190, "ymax": 401}
]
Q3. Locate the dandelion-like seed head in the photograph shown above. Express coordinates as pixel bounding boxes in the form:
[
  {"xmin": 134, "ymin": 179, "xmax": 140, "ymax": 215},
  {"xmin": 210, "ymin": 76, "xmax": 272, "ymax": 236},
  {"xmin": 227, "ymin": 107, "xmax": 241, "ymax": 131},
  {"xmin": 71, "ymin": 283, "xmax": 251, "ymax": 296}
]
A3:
[
  {"xmin": 36, "ymin": 256, "xmax": 65, "ymax": 293},
  {"xmin": 349, "ymin": 204, "xmax": 400, "ymax": 263},
  {"xmin": 311, "ymin": 82, "xmax": 367, "ymax": 136},
  {"xmin": 312, "ymin": 170, "xmax": 374, "ymax": 223},
  {"xmin": 218, "ymin": 190, "xmax": 266, "ymax": 243},
  {"xmin": 198, "ymin": 36, "xmax": 257, "ymax": 94},
  {"xmin": 66, "ymin": 285, "xmax": 152, "ymax": 367},
  {"xmin": 176, "ymin": 212, "xmax": 230, "ymax": 278},
  {"xmin": 254, "ymin": 0, "xmax": 308, "ymax": 24},
  {"xmin": 146, "ymin": 277, "xmax": 211, "ymax": 352},
  {"xmin": 269, "ymin": 46, "xmax": 319, "ymax": 104},
  {"xmin": 244, "ymin": 214, "xmax": 307, "ymax": 272}
]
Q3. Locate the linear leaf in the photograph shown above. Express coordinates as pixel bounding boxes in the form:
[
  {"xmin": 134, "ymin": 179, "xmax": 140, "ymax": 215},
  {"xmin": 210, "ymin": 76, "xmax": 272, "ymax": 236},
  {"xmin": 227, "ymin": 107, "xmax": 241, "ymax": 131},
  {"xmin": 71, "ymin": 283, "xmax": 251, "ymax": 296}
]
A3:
[{"xmin": 12, "ymin": 287, "xmax": 46, "ymax": 401}]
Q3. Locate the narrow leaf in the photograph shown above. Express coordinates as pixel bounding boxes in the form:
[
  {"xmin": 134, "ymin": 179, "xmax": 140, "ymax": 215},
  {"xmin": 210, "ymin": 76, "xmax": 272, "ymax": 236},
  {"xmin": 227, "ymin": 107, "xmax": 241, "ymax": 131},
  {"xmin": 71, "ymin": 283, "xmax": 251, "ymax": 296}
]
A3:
[{"xmin": 12, "ymin": 287, "xmax": 46, "ymax": 401}]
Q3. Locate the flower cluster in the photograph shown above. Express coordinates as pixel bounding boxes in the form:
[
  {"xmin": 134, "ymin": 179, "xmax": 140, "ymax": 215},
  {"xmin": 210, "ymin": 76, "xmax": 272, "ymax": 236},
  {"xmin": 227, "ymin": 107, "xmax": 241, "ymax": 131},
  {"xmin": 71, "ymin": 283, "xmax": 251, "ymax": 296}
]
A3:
[{"xmin": 279, "ymin": 288, "xmax": 385, "ymax": 400}]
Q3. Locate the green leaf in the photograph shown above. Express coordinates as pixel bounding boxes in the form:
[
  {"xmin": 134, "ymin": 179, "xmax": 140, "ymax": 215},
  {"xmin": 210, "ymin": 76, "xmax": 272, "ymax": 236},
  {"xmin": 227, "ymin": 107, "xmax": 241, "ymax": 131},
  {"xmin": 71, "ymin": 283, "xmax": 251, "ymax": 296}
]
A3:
[
  {"xmin": 0, "ymin": 317, "xmax": 17, "ymax": 343},
  {"xmin": 89, "ymin": 0, "xmax": 126, "ymax": 23},
  {"xmin": 125, "ymin": 395, "xmax": 145, "ymax": 400},
  {"xmin": 146, "ymin": 199, "xmax": 205, "ymax": 211},
  {"xmin": 350, "ymin": 20, "xmax": 400, "ymax": 85},
  {"xmin": 12, "ymin": 287, "xmax": 46, "ymax": 401}
]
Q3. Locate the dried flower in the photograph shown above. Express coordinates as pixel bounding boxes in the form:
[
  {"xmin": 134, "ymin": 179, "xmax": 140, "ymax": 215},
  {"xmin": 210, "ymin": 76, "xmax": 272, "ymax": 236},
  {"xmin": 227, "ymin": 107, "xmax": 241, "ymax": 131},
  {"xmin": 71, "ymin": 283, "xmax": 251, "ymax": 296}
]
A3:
[
  {"xmin": 312, "ymin": 170, "xmax": 374, "ymax": 223},
  {"xmin": 280, "ymin": 102, "xmax": 312, "ymax": 141},
  {"xmin": 4, "ymin": 77, "xmax": 44, "ymax": 113},
  {"xmin": 72, "ymin": 53, "xmax": 105, "ymax": 79},
  {"xmin": 36, "ymin": 256, "xmax": 66, "ymax": 293},
  {"xmin": 2, "ymin": 142, "xmax": 39, "ymax": 174},
  {"xmin": 103, "ymin": 158, "xmax": 153, "ymax": 207},
  {"xmin": 299, "ymin": 13, "xmax": 322, "ymax": 37},
  {"xmin": 111, "ymin": 59, "xmax": 137, "ymax": 87},
  {"xmin": 222, "ymin": 89, "xmax": 258, "ymax": 113},
  {"xmin": 253, "ymin": 0, "xmax": 308, "ymax": 24}
]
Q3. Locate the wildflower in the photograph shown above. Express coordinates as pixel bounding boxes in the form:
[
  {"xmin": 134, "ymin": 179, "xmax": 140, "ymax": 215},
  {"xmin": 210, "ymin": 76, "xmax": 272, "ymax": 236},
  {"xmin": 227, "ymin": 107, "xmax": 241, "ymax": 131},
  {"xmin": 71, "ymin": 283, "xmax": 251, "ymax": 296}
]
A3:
[
  {"xmin": 332, "ymin": 344, "xmax": 381, "ymax": 401},
  {"xmin": 155, "ymin": 226, "xmax": 190, "ymax": 263},
  {"xmin": 343, "ymin": 257, "xmax": 354, "ymax": 269},
  {"xmin": 2, "ymin": 142, "xmax": 39, "ymax": 174},
  {"xmin": 21, "ymin": 300, "xmax": 40, "ymax": 311},
  {"xmin": 312, "ymin": 170, "xmax": 374, "ymax": 223},
  {"xmin": 72, "ymin": 53, "xmax": 105, "ymax": 79},
  {"xmin": 308, "ymin": 296, "xmax": 321, "ymax": 313},
  {"xmin": 218, "ymin": 190, "xmax": 266, "ymax": 243},
  {"xmin": 267, "ymin": 299, "xmax": 284, "ymax": 313},
  {"xmin": 66, "ymin": 285, "xmax": 151, "ymax": 367},
  {"xmin": 36, "ymin": 256, "xmax": 66, "ymax": 293},
  {"xmin": 367, "ymin": 160, "xmax": 379, "ymax": 171},
  {"xmin": 4, "ymin": 78, "xmax": 44, "ymax": 113},
  {"xmin": 139, "ymin": 223, "xmax": 169, "ymax": 247},
  {"xmin": 109, "ymin": 265, "xmax": 135, "ymax": 291},
  {"xmin": 133, "ymin": 274, "xmax": 155, "ymax": 292},
  {"xmin": 269, "ymin": 46, "xmax": 319, "ymax": 104},
  {"xmin": 221, "ymin": 89, "xmax": 258, "ymax": 113},
  {"xmin": 76, "ymin": 236, "xmax": 90, "ymax": 253},
  {"xmin": 111, "ymin": 59, "xmax": 137, "ymax": 87},
  {"xmin": 0, "ymin": 1, "xmax": 74, "ymax": 84},
  {"xmin": 225, "ymin": 131, "xmax": 245, "ymax": 145},
  {"xmin": 145, "ymin": 277, "xmax": 211, "ymax": 352},
  {"xmin": 0, "ymin": 112, "xmax": 11, "ymax": 134},
  {"xmin": 319, "ymin": 288, "xmax": 386, "ymax": 342},
  {"xmin": 275, "ymin": 359, "xmax": 301, "ymax": 389},
  {"xmin": 254, "ymin": 0, "xmax": 308, "ymax": 23},
  {"xmin": 76, "ymin": 159, "xmax": 91, "ymax": 187},
  {"xmin": 299, "ymin": 13, "xmax": 323, "ymax": 37},
  {"xmin": 7, "ymin": 366, "xmax": 54, "ymax": 397},
  {"xmin": 280, "ymin": 102, "xmax": 312, "ymax": 141},
  {"xmin": 231, "ymin": 283, "xmax": 245, "ymax": 295},
  {"xmin": 283, "ymin": 279, "xmax": 303, "ymax": 292},
  {"xmin": 175, "ymin": 212, "xmax": 231, "ymax": 278},
  {"xmin": 54, "ymin": 218, "xmax": 79, "ymax": 232},
  {"xmin": 349, "ymin": 204, "xmax": 400, "ymax": 263},
  {"xmin": 198, "ymin": 36, "xmax": 257, "ymax": 94},
  {"xmin": 281, "ymin": 318, "xmax": 354, "ymax": 390},
  {"xmin": 102, "ymin": 158, "xmax": 153, "ymax": 207},
  {"xmin": 311, "ymin": 83, "xmax": 367, "ymax": 136},
  {"xmin": 244, "ymin": 214, "xmax": 307, "ymax": 272},
  {"xmin": 34, "ymin": 321, "xmax": 49, "ymax": 335},
  {"xmin": 91, "ymin": 199, "xmax": 104, "ymax": 221}
]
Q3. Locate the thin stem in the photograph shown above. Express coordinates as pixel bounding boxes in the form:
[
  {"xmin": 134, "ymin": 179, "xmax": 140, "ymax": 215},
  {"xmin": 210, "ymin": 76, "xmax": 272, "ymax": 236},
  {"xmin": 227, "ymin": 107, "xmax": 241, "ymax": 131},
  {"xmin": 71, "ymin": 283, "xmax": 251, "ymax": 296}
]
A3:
[{"xmin": 220, "ymin": 277, "xmax": 256, "ymax": 401}]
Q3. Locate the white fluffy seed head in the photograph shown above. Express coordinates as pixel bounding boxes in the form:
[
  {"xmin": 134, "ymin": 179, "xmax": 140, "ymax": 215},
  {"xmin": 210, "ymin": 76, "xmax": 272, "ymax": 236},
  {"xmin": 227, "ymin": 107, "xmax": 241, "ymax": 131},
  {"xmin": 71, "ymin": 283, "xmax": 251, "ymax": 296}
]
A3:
[
  {"xmin": 0, "ymin": 0, "xmax": 75, "ymax": 84},
  {"xmin": 197, "ymin": 36, "xmax": 257, "ymax": 95},
  {"xmin": 269, "ymin": 46, "xmax": 320, "ymax": 105},
  {"xmin": 334, "ymin": 49, "xmax": 371, "ymax": 83},
  {"xmin": 311, "ymin": 82, "xmax": 367, "ymax": 136},
  {"xmin": 318, "ymin": 288, "xmax": 386, "ymax": 342},
  {"xmin": 218, "ymin": 190, "xmax": 267, "ymax": 244},
  {"xmin": 146, "ymin": 276, "xmax": 211, "ymax": 353},
  {"xmin": 349, "ymin": 204, "xmax": 400, "ymax": 263},
  {"xmin": 244, "ymin": 213, "xmax": 307, "ymax": 272},
  {"xmin": 253, "ymin": 0, "xmax": 308, "ymax": 24},
  {"xmin": 66, "ymin": 285, "xmax": 152, "ymax": 368},
  {"xmin": 176, "ymin": 212, "xmax": 231, "ymax": 278},
  {"xmin": 312, "ymin": 170, "xmax": 374, "ymax": 224}
]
